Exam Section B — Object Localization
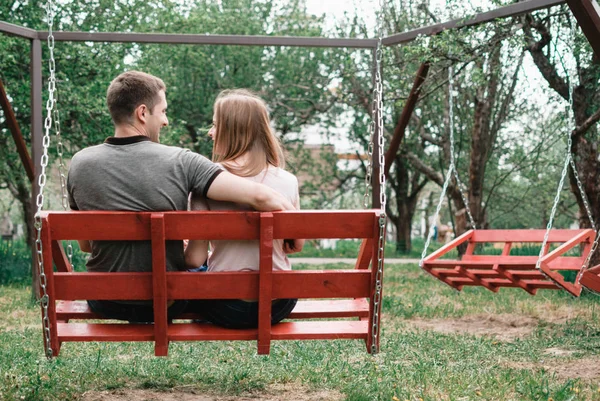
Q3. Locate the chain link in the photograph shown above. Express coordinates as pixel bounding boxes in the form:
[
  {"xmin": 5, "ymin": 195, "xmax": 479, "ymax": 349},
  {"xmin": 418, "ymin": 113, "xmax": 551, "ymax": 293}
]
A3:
[
  {"xmin": 368, "ymin": 0, "xmax": 387, "ymax": 355},
  {"xmin": 35, "ymin": 0, "xmax": 58, "ymax": 359}
]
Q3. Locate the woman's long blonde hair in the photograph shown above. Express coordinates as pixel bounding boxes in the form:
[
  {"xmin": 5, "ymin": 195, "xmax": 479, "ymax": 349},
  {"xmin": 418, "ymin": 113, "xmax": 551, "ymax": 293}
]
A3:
[{"xmin": 212, "ymin": 89, "xmax": 284, "ymax": 177}]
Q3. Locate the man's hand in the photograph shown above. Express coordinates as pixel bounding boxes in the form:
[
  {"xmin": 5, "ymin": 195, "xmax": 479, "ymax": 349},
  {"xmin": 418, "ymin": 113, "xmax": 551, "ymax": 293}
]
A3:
[
  {"xmin": 207, "ymin": 171, "xmax": 294, "ymax": 211},
  {"xmin": 283, "ymin": 238, "xmax": 305, "ymax": 254}
]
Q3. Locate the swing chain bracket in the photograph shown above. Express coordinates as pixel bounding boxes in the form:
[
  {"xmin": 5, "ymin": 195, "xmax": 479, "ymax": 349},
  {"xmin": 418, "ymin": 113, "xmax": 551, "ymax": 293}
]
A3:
[{"xmin": 34, "ymin": 0, "xmax": 59, "ymax": 359}]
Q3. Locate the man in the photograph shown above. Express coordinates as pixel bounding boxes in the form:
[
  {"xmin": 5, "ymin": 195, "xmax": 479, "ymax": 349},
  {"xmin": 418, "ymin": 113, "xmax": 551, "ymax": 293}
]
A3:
[{"xmin": 67, "ymin": 71, "xmax": 293, "ymax": 322}]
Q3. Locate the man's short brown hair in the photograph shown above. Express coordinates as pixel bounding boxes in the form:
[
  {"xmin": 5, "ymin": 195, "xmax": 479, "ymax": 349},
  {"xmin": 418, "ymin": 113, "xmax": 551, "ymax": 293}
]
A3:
[{"xmin": 106, "ymin": 71, "xmax": 166, "ymax": 125}]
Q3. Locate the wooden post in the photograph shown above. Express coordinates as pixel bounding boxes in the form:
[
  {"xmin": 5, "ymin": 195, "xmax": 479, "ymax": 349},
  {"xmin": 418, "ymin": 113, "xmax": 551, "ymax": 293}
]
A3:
[
  {"xmin": 257, "ymin": 213, "xmax": 274, "ymax": 355},
  {"xmin": 151, "ymin": 213, "xmax": 169, "ymax": 356},
  {"xmin": 0, "ymin": 79, "xmax": 35, "ymax": 183},
  {"xmin": 566, "ymin": 0, "xmax": 600, "ymax": 58}
]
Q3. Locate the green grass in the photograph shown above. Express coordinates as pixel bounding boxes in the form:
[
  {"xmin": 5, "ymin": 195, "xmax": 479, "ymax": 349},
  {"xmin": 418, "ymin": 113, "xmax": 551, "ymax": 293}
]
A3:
[{"xmin": 2, "ymin": 263, "xmax": 600, "ymax": 400}]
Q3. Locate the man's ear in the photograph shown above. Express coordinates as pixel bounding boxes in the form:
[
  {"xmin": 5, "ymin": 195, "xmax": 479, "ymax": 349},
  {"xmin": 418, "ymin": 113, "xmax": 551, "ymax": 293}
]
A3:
[{"xmin": 135, "ymin": 104, "xmax": 148, "ymax": 124}]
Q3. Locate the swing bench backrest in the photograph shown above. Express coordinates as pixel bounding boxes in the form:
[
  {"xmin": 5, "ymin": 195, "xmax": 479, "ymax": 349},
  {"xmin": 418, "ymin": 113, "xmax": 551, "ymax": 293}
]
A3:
[
  {"xmin": 39, "ymin": 209, "xmax": 384, "ymax": 357},
  {"xmin": 421, "ymin": 228, "xmax": 595, "ymax": 296}
]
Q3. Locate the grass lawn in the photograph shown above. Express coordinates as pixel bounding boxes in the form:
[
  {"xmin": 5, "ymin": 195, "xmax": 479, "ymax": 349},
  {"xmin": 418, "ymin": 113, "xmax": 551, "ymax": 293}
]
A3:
[{"xmin": 1, "ymin": 262, "xmax": 600, "ymax": 401}]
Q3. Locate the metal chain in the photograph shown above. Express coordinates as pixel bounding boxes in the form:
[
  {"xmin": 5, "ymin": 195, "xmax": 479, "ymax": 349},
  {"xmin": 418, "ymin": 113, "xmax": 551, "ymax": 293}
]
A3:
[
  {"xmin": 537, "ymin": 19, "xmax": 598, "ymax": 278},
  {"xmin": 369, "ymin": 0, "xmax": 387, "ymax": 355},
  {"xmin": 420, "ymin": 65, "xmax": 475, "ymax": 267},
  {"xmin": 35, "ymin": 0, "xmax": 58, "ymax": 359}
]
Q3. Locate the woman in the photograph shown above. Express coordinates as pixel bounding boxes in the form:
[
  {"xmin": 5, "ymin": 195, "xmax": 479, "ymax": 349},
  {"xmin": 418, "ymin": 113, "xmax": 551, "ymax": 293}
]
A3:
[{"xmin": 185, "ymin": 89, "xmax": 304, "ymax": 329}]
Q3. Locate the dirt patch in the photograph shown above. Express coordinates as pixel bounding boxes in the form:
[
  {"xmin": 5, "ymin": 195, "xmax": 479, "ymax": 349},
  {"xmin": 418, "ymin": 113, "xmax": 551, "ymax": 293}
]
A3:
[
  {"xmin": 406, "ymin": 314, "xmax": 538, "ymax": 341},
  {"xmin": 505, "ymin": 356, "xmax": 600, "ymax": 381},
  {"xmin": 543, "ymin": 347, "xmax": 577, "ymax": 357},
  {"xmin": 79, "ymin": 384, "xmax": 343, "ymax": 401}
]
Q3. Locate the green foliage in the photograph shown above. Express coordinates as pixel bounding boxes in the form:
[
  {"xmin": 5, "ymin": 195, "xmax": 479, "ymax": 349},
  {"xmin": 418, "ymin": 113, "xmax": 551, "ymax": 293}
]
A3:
[{"xmin": 0, "ymin": 240, "xmax": 30, "ymax": 285}]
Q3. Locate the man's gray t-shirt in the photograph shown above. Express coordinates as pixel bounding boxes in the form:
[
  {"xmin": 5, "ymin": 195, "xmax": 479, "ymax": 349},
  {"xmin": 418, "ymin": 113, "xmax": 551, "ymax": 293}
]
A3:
[{"xmin": 67, "ymin": 136, "xmax": 222, "ymax": 273}]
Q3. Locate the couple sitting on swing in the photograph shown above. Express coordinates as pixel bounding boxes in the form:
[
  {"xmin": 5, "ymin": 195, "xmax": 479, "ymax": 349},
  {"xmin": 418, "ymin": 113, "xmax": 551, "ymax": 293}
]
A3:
[{"xmin": 67, "ymin": 70, "xmax": 304, "ymax": 328}]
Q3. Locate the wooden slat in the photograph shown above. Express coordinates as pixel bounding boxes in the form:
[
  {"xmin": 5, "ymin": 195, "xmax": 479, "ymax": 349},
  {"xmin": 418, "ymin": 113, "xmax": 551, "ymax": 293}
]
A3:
[
  {"xmin": 44, "ymin": 210, "xmax": 379, "ymax": 241},
  {"xmin": 271, "ymin": 321, "xmax": 368, "ymax": 340},
  {"xmin": 54, "ymin": 270, "xmax": 372, "ymax": 301},
  {"xmin": 423, "ymin": 230, "xmax": 474, "ymax": 262},
  {"xmin": 470, "ymin": 229, "xmax": 591, "ymax": 243},
  {"xmin": 433, "ymin": 269, "xmax": 546, "ymax": 279},
  {"xmin": 58, "ymin": 323, "xmax": 154, "ymax": 342},
  {"xmin": 169, "ymin": 324, "xmax": 257, "ymax": 341},
  {"xmin": 56, "ymin": 299, "xmax": 370, "ymax": 321},
  {"xmin": 166, "ymin": 270, "xmax": 372, "ymax": 300},
  {"xmin": 163, "ymin": 212, "xmax": 259, "ymax": 240},
  {"xmin": 424, "ymin": 256, "xmax": 583, "ymax": 270},
  {"xmin": 48, "ymin": 212, "xmax": 151, "ymax": 240},
  {"xmin": 355, "ymin": 238, "xmax": 373, "ymax": 269},
  {"xmin": 54, "ymin": 273, "xmax": 153, "ymax": 300},
  {"xmin": 272, "ymin": 211, "xmax": 377, "ymax": 239},
  {"xmin": 288, "ymin": 299, "xmax": 369, "ymax": 319},
  {"xmin": 540, "ymin": 229, "xmax": 594, "ymax": 264}
]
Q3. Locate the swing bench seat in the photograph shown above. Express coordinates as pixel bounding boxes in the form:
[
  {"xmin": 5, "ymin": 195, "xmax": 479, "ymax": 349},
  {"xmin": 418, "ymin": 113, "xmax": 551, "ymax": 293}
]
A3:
[
  {"xmin": 421, "ymin": 229, "xmax": 595, "ymax": 296},
  {"xmin": 39, "ymin": 209, "xmax": 384, "ymax": 357},
  {"xmin": 580, "ymin": 264, "xmax": 600, "ymax": 294}
]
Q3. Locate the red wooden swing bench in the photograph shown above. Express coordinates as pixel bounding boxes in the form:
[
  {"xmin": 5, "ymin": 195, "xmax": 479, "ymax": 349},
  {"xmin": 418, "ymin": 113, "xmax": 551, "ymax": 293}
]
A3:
[
  {"xmin": 39, "ymin": 209, "xmax": 384, "ymax": 357},
  {"xmin": 421, "ymin": 229, "xmax": 595, "ymax": 296},
  {"xmin": 580, "ymin": 264, "xmax": 600, "ymax": 294}
]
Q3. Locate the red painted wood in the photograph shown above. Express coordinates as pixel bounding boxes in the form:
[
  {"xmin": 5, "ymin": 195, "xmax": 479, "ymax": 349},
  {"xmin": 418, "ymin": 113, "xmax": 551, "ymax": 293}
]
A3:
[
  {"xmin": 425, "ymin": 256, "xmax": 583, "ymax": 270},
  {"xmin": 54, "ymin": 270, "xmax": 372, "ymax": 301},
  {"xmin": 423, "ymin": 230, "xmax": 474, "ymax": 262},
  {"xmin": 537, "ymin": 262, "xmax": 582, "ymax": 297},
  {"xmin": 494, "ymin": 265, "xmax": 536, "ymax": 295},
  {"xmin": 163, "ymin": 212, "xmax": 260, "ymax": 240},
  {"xmin": 270, "ymin": 321, "xmax": 368, "ymax": 340},
  {"xmin": 42, "ymin": 209, "xmax": 384, "ymax": 356},
  {"xmin": 151, "ymin": 214, "xmax": 169, "ymax": 356},
  {"xmin": 272, "ymin": 210, "xmax": 377, "ymax": 239},
  {"xmin": 57, "ymin": 299, "xmax": 370, "ymax": 321},
  {"xmin": 169, "ymin": 324, "xmax": 257, "ymax": 341},
  {"xmin": 42, "ymin": 217, "xmax": 60, "ymax": 356},
  {"xmin": 257, "ymin": 213, "xmax": 274, "ymax": 355},
  {"xmin": 457, "ymin": 266, "xmax": 498, "ymax": 292},
  {"xmin": 367, "ymin": 215, "xmax": 381, "ymax": 354},
  {"xmin": 580, "ymin": 268, "xmax": 600, "ymax": 293},
  {"xmin": 54, "ymin": 273, "xmax": 153, "ymax": 300},
  {"xmin": 289, "ymin": 299, "xmax": 369, "ymax": 319},
  {"xmin": 58, "ymin": 323, "xmax": 155, "ymax": 342},
  {"xmin": 48, "ymin": 212, "xmax": 151, "ymax": 240},
  {"xmin": 51, "ymin": 241, "xmax": 72, "ymax": 272},
  {"xmin": 539, "ymin": 230, "xmax": 594, "ymax": 264},
  {"xmin": 471, "ymin": 229, "xmax": 592, "ymax": 243},
  {"xmin": 355, "ymin": 238, "xmax": 373, "ymax": 270}
]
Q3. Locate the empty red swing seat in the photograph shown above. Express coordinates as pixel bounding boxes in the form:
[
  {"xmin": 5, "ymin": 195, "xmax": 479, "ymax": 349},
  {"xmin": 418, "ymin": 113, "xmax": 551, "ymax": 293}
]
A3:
[{"xmin": 421, "ymin": 229, "xmax": 595, "ymax": 296}]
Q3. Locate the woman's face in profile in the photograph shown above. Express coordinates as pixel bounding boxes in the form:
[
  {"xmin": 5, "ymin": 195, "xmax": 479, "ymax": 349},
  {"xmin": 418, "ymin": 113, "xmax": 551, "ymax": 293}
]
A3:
[{"xmin": 208, "ymin": 114, "xmax": 216, "ymax": 141}]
